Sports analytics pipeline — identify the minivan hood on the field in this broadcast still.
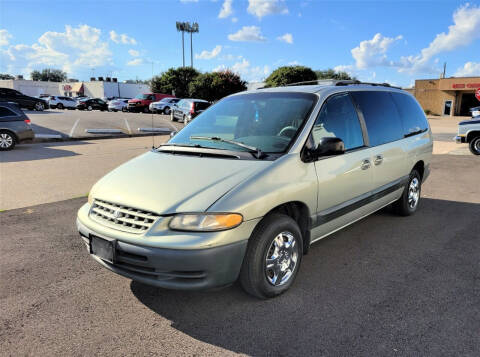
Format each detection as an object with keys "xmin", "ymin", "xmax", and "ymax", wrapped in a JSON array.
[{"xmin": 90, "ymin": 151, "xmax": 271, "ymax": 215}]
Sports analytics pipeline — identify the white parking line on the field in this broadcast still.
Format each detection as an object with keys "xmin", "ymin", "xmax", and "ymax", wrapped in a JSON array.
[
  {"xmin": 85, "ymin": 129, "xmax": 124, "ymax": 134},
  {"xmin": 124, "ymin": 118, "xmax": 131, "ymax": 134},
  {"xmin": 69, "ymin": 118, "xmax": 81, "ymax": 138}
]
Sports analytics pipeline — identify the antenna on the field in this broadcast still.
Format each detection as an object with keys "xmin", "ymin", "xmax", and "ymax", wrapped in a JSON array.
[{"xmin": 151, "ymin": 61, "xmax": 155, "ymax": 149}]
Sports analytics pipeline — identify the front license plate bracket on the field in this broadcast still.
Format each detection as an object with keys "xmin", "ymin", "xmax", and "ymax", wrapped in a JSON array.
[{"xmin": 90, "ymin": 235, "xmax": 116, "ymax": 264}]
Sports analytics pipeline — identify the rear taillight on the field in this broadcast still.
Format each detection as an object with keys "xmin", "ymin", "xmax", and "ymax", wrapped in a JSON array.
[
  {"xmin": 24, "ymin": 118, "xmax": 31, "ymax": 124},
  {"xmin": 190, "ymin": 102, "xmax": 195, "ymax": 114}
]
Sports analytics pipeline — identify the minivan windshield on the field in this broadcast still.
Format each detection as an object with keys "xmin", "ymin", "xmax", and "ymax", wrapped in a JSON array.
[{"xmin": 168, "ymin": 92, "xmax": 317, "ymax": 153}]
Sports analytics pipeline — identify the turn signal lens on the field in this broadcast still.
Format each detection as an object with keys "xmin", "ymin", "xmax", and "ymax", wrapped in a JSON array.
[{"xmin": 169, "ymin": 213, "xmax": 243, "ymax": 232}]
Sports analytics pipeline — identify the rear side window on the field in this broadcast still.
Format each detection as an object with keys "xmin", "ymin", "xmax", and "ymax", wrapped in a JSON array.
[
  {"xmin": 351, "ymin": 91, "xmax": 403, "ymax": 146},
  {"xmin": 390, "ymin": 92, "xmax": 428, "ymax": 136},
  {"xmin": 195, "ymin": 102, "xmax": 210, "ymax": 111},
  {"xmin": 312, "ymin": 93, "xmax": 364, "ymax": 150},
  {"xmin": 0, "ymin": 107, "xmax": 17, "ymax": 117}
]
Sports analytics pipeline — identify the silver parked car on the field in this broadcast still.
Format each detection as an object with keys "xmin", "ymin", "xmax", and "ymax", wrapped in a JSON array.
[
  {"xmin": 455, "ymin": 117, "xmax": 480, "ymax": 155},
  {"xmin": 0, "ymin": 102, "xmax": 34, "ymax": 150},
  {"xmin": 108, "ymin": 99, "xmax": 130, "ymax": 112},
  {"xmin": 149, "ymin": 97, "xmax": 180, "ymax": 114},
  {"xmin": 77, "ymin": 81, "xmax": 433, "ymax": 298},
  {"xmin": 171, "ymin": 98, "xmax": 210, "ymax": 123},
  {"xmin": 48, "ymin": 96, "xmax": 77, "ymax": 109}
]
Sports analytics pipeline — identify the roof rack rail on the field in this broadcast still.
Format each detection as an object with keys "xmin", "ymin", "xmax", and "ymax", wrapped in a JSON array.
[{"xmin": 282, "ymin": 79, "xmax": 401, "ymax": 89}]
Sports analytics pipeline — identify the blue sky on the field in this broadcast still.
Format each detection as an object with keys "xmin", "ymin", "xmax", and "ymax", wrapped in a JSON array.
[{"xmin": 1, "ymin": 0, "xmax": 479, "ymax": 87}]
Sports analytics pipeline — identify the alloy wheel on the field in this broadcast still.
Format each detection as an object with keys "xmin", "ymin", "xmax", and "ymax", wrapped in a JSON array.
[
  {"xmin": 265, "ymin": 231, "xmax": 299, "ymax": 286},
  {"xmin": 408, "ymin": 177, "xmax": 420, "ymax": 208},
  {"xmin": 0, "ymin": 133, "xmax": 14, "ymax": 149}
]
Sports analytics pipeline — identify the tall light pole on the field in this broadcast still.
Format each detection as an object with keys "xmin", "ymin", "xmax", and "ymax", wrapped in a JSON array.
[
  {"xmin": 176, "ymin": 22, "xmax": 186, "ymax": 67},
  {"xmin": 176, "ymin": 21, "xmax": 199, "ymax": 68}
]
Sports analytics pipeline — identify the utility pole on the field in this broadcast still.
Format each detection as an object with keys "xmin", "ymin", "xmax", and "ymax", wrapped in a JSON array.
[
  {"xmin": 176, "ymin": 22, "xmax": 186, "ymax": 67},
  {"xmin": 188, "ymin": 22, "xmax": 199, "ymax": 68},
  {"xmin": 176, "ymin": 21, "xmax": 199, "ymax": 68}
]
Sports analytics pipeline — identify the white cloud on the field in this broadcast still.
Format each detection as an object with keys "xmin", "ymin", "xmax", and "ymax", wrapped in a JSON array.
[
  {"xmin": 219, "ymin": 0, "xmax": 233, "ymax": 18},
  {"xmin": 0, "ymin": 29, "xmax": 12, "ymax": 46},
  {"xmin": 232, "ymin": 17, "xmax": 238, "ymax": 23},
  {"xmin": 455, "ymin": 61, "xmax": 480, "ymax": 77},
  {"xmin": 0, "ymin": 24, "xmax": 112, "ymax": 76},
  {"xmin": 109, "ymin": 30, "xmax": 137, "ymax": 45},
  {"xmin": 399, "ymin": 3, "xmax": 480, "ymax": 73},
  {"xmin": 287, "ymin": 60, "xmax": 301, "ymax": 65},
  {"xmin": 214, "ymin": 58, "xmax": 270, "ymax": 81},
  {"xmin": 228, "ymin": 26, "xmax": 266, "ymax": 42},
  {"xmin": 247, "ymin": 0, "xmax": 288, "ymax": 18},
  {"xmin": 128, "ymin": 49, "xmax": 140, "ymax": 57},
  {"xmin": 277, "ymin": 33, "xmax": 293, "ymax": 44},
  {"xmin": 127, "ymin": 58, "xmax": 143, "ymax": 66},
  {"xmin": 195, "ymin": 45, "xmax": 222, "ymax": 59},
  {"xmin": 351, "ymin": 33, "xmax": 403, "ymax": 69}
]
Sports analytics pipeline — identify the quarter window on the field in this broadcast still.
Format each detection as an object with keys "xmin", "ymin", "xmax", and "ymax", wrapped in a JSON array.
[
  {"xmin": 351, "ymin": 91, "xmax": 403, "ymax": 146},
  {"xmin": 312, "ymin": 93, "xmax": 364, "ymax": 150},
  {"xmin": 390, "ymin": 92, "xmax": 428, "ymax": 136},
  {"xmin": 0, "ymin": 107, "xmax": 16, "ymax": 117}
]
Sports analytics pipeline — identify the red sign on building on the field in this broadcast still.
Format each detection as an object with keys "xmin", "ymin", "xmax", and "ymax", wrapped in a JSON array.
[
  {"xmin": 452, "ymin": 84, "xmax": 465, "ymax": 88},
  {"xmin": 475, "ymin": 89, "xmax": 480, "ymax": 102}
]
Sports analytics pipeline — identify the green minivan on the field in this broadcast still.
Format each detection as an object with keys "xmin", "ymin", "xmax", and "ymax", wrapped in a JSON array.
[{"xmin": 77, "ymin": 81, "xmax": 433, "ymax": 299}]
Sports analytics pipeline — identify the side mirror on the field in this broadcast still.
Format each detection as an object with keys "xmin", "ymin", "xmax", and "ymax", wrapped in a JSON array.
[
  {"xmin": 304, "ymin": 137, "xmax": 344, "ymax": 161},
  {"xmin": 170, "ymin": 131, "xmax": 178, "ymax": 138}
]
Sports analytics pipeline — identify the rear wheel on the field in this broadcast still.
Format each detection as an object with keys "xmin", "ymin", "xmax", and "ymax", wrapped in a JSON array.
[
  {"xmin": 164, "ymin": 107, "xmax": 171, "ymax": 115},
  {"xmin": 393, "ymin": 169, "xmax": 422, "ymax": 216},
  {"xmin": 57, "ymin": 103, "xmax": 64, "ymax": 109},
  {"xmin": 469, "ymin": 136, "xmax": 480, "ymax": 155},
  {"xmin": 34, "ymin": 102, "xmax": 45, "ymax": 111},
  {"xmin": 0, "ymin": 131, "xmax": 15, "ymax": 151},
  {"xmin": 87, "ymin": 105, "xmax": 93, "ymax": 111},
  {"xmin": 143, "ymin": 106, "xmax": 149, "ymax": 113},
  {"xmin": 239, "ymin": 213, "xmax": 303, "ymax": 299}
]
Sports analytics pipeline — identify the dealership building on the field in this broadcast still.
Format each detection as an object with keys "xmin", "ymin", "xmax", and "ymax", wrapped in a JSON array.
[
  {"xmin": 0, "ymin": 78, "xmax": 150, "ymax": 99},
  {"xmin": 410, "ymin": 76, "xmax": 480, "ymax": 116}
]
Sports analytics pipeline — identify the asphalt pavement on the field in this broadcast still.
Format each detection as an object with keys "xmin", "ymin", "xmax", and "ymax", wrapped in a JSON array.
[{"xmin": 1, "ymin": 154, "xmax": 479, "ymax": 356}]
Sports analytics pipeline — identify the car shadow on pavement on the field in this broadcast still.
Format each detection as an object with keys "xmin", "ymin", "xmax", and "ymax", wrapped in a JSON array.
[
  {"xmin": 23, "ymin": 110, "xmax": 63, "ymax": 115},
  {"xmin": 131, "ymin": 198, "xmax": 480, "ymax": 356},
  {"xmin": 0, "ymin": 140, "xmax": 91, "ymax": 162}
]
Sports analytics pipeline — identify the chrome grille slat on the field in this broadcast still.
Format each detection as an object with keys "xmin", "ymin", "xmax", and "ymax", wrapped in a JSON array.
[{"xmin": 89, "ymin": 199, "xmax": 159, "ymax": 234}]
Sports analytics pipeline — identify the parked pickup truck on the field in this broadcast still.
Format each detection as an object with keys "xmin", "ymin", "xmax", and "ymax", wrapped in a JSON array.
[
  {"xmin": 455, "ymin": 117, "xmax": 480, "ymax": 155},
  {"xmin": 127, "ymin": 93, "xmax": 175, "ymax": 113}
]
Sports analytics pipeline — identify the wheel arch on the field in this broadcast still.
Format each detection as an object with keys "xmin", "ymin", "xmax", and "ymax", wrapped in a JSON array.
[
  {"xmin": 412, "ymin": 160, "xmax": 425, "ymax": 180},
  {"xmin": 466, "ymin": 130, "xmax": 480, "ymax": 143},
  {"xmin": 262, "ymin": 201, "xmax": 312, "ymax": 254}
]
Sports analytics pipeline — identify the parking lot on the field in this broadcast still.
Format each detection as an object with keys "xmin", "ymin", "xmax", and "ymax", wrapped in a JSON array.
[
  {"xmin": 1, "ymin": 115, "xmax": 479, "ymax": 356},
  {"xmin": 26, "ymin": 109, "xmax": 184, "ymax": 140}
]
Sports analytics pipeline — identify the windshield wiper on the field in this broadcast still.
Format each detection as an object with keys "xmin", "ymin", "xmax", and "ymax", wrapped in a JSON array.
[{"xmin": 190, "ymin": 136, "xmax": 265, "ymax": 159}]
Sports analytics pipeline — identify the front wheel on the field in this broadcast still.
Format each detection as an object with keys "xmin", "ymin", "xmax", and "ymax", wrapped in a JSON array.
[
  {"xmin": 34, "ymin": 102, "xmax": 45, "ymax": 111},
  {"xmin": 469, "ymin": 136, "xmax": 480, "ymax": 155},
  {"xmin": 143, "ymin": 106, "xmax": 149, "ymax": 113},
  {"xmin": 57, "ymin": 103, "xmax": 64, "ymax": 109},
  {"xmin": 239, "ymin": 213, "xmax": 303, "ymax": 299},
  {"xmin": 393, "ymin": 169, "xmax": 422, "ymax": 216},
  {"xmin": 0, "ymin": 131, "xmax": 16, "ymax": 151},
  {"xmin": 87, "ymin": 105, "xmax": 93, "ymax": 111}
]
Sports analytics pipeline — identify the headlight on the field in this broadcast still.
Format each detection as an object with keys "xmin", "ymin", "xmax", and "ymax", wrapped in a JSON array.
[{"xmin": 169, "ymin": 213, "xmax": 243, "ymax": 232}]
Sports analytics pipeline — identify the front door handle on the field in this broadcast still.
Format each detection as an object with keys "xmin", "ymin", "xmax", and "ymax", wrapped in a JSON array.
[
  {"xmin": 361, "ymin": 159, "xmax": 371, "ymax": 170},
  {"xmin": 374, "ymin": 155, "xmax": 383, "ymax": 166}
]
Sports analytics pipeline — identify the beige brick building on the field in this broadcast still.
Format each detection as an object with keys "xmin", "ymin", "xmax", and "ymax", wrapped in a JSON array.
[{"xmin": 410, "ymin": 77, "xmax": 480, "ymax": 116}]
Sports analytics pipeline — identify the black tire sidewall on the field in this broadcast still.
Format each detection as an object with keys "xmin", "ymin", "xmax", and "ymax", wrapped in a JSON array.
[
  {"xmin": 469, "ymin": 137, "xmax": 480, "ymax": 155},
  {"xmin": 240, "ymin": 213, "xmax": 303, "ymax": 299}
]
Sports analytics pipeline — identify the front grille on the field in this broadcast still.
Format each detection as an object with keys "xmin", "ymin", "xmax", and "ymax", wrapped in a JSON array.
[{"xmin": 90, "ymin": 199, "xmax": 159, "ymax": 234}]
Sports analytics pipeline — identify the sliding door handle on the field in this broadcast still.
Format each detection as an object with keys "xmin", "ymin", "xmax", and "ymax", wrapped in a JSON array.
[{"xmin": 374, "ymin": 155, "xmax": 383, "ymax": 165}]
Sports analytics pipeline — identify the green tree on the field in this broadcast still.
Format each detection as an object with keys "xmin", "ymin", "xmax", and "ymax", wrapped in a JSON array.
[
  {"xmin": 315, "ymin": 68, "xmax": 356, "ymax": 81},
  {"xmin": 0, "ymin": 73, "xmax": 15, "ymax": 80},
  {"xmin": 150, "ymin": 67, "xmax": 200, "ymax": 98},
  {"xmin": 30, "ymin": 68, "xmax": 67, "ymax": 82},
  {"xmin": 189, "ymin": 70, "xmax": 247, "ymax": 102},
  {"xmin": 264, "ymin": 66, "xmax": 317, "ymax": 87}
]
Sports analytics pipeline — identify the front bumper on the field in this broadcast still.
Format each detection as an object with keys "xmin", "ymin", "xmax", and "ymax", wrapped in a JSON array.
[
  {"xmin": 455, "ymin": 135, "xmax": 467, "ymax": 144},
  {"xmin": 77, "ymin": 214, "xmax": 250, "ymax": 290}
]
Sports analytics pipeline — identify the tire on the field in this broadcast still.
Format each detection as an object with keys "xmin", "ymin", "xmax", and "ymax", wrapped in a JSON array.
[
  {"xmin": 122, "ymin": 107, "xmax": 127, "ymax": 112},
  {"xmin": 164, "ymin": 107, "xmax": 171, "ymax": 115},
  {"xmin": 143, "ymin": 106, "xmax": 149, "ymax": 113},
  {"xmin": 57, "ymin": 103, "xmax": 63, "ymax": 109},
  {"xmin": 87, "ymin": 105, "xmax": 93, "ymax": 111},
  {"xmin": 170, "ymin": 112, "xmax": 176, "ymax": 122},
  {"xmin": 468, "ymin": 136, "xmax": 480, "ymax": 155},
  {"xmin": 0, "ymin": 131, "xmax": 16, "ymax": 151},
  {"xmin": 34, "ymin": 102, "xmax": 45, "ymax": 111},
  {"xmin": 239, "ymin": 213, "xmax": 303, "ymax": 299},
  {"xmin": 393, "ymin": 169, "xmax": 422, "ymax": 216}
]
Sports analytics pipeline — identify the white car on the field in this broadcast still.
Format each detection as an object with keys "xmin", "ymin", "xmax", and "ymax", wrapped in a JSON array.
[
  {"xmin": 108, "ymin": 99, "xmax": 129, "ymax": 112},
  {"xmin": 149, "ymin": 97, "xmax": 180, "ymax": 114},
  {"xmin": 470, "ymin": 106, "xmax": 480, "ymax": 118},
  {"xmin": 48, "ymin": 96, "xmax": 77, "ymax": 109}
]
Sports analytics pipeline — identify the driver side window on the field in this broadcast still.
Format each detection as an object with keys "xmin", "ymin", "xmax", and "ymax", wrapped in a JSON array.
[{"xmin": 312, "ymin": 93, "xmax": 364, "ymax": 151}]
